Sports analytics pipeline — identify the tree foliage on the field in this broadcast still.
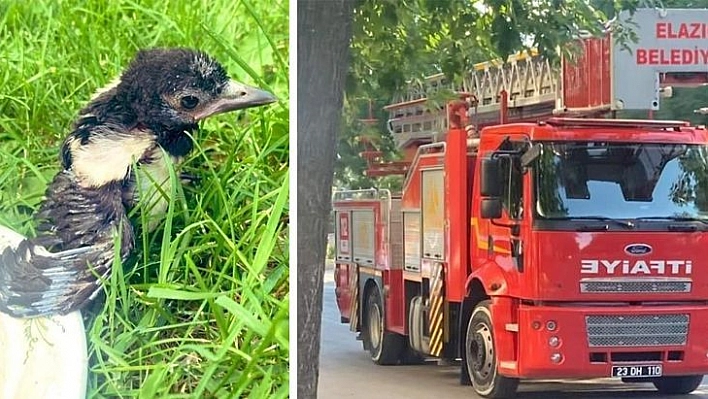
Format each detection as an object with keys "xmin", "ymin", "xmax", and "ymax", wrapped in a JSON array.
[
  {"xmin": 349, "ymin": 0, "xmax": 616, "ymax": 95},
  {"xmin": 336, "ymin": 0, "xmax": 708, "ymax": 189}
]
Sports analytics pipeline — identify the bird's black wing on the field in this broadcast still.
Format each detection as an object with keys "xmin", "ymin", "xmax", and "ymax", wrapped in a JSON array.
[
  {"xmin": 0, "ymin": 170, "xmax": 134, "ymax": 318},
  {"xmin": 0, "ymin": 240, "xmax": 113, "ymax": 317}
]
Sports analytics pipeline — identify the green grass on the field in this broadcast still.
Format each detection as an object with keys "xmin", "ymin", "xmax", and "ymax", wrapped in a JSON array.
[{"xmin": 0, "ymin": 1, "xmax": 289, "ymax": 398}]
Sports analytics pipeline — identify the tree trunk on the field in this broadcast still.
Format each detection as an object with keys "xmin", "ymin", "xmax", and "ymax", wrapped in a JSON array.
[{"xmin": 297, "ymin": 1, "xmax": 354, "ymax": 398}]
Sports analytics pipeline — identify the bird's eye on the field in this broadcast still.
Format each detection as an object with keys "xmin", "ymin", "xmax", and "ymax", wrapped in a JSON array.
[{"xmin": 180, "ymin": 96, "xmax": 200, "ymax": 109}]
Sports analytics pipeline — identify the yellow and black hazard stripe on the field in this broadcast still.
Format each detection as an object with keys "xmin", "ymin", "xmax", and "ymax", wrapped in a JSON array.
[
  {"xmin": 428, "ymin": 262, "xmax": 444, "ymax": 357},
  {"xmin": 349, "ymin": 270, "xmax": 359, "ymax": 332}
]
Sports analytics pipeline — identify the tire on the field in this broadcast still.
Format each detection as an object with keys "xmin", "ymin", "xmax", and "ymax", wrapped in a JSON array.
[
  {"xmin": 400, "ymin": 345, "xmax": 426, "ymax": 365},
  {"xmin": 405, "ymin": 295, "xmax": 428, "ymax": 364},
  {"xmin": 365, "ymin": 287, "xmax": 405, "ymax": 365},
  {"xmin": 652, "ymin": 375, "xmax": 703, "ymax": 395},
  {"xmin": 464, "ymin": 300, "xmax": 519, "ymax": 398}
]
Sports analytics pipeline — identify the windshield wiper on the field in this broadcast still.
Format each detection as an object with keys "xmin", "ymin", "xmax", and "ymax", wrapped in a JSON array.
[
  {"xmin": 550, "ymin": 216, "xmax": 636, "ymax": 230},
  {"xmin": 634, "ymin": 216, "xmax": 708, "ymax": 224},
  {"xmin": 634, "ymin": 216, "xmax": 708, "ymax": 231}
]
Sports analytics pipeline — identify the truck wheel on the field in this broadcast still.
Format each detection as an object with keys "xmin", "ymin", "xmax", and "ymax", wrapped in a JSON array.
[
  {"xmin": 400, "ymin": 345, "xmax": 426, "ymax": 365},
  {"xmin": 465, "ymin": 300, "xmax": 518, "ymax": 398},
  {"xmin": 365, "ymin": 287, "xmax": 404, "ymax": 365},
  {"xmin": 652, "ymin": 375, "xmax": 702, "ymax": 395}
]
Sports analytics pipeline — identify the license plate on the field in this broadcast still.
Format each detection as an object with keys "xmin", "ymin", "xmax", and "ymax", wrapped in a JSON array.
[{"xmin": 611, "ymin": 365, "xmax": 663, "ymax": 378}]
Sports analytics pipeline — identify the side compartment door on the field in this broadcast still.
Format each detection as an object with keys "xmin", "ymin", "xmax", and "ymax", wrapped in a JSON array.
[
  {"xmin": 352, "ymin": 209, "xmax": 376, "ymax": 266},
  {"xmin": 421, "ymin": 168, "xmax": 446, "ymax": 356},
  {"xmin": 334, "ymin": 210, "xmax": 353, "ymax": 319},
  {"xmin": 421, "ymin": 168, "xmax": 445, "ymax": 262},
  {"xmin": 403, "ymin": 211, "xmax": 421, "ymax": 273}
]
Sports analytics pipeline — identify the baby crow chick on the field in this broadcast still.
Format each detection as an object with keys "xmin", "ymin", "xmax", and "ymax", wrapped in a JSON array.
[{"xmin": 0, "ymin": 48, "xmax": 276, "ymax": 318}]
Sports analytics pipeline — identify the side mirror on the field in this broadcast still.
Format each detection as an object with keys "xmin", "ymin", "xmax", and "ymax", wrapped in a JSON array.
[
  {"xmin": 480, "ymin": 158, "xmax": 502, "ymax": 197},
  {"xmin": 480, "ymin": 198, "xmax": 502, "ymax": 219}
]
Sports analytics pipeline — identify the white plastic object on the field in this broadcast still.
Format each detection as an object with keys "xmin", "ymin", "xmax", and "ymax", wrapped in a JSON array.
[{"xmin": 0, "ymin": 225, "xmax": 88, "ymax": 399}]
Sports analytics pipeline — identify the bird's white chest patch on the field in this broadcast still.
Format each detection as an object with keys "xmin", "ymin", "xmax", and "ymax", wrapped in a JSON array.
[{"xmin": 70, "ymin": 129, "xmax": 155, "ymax": 188}]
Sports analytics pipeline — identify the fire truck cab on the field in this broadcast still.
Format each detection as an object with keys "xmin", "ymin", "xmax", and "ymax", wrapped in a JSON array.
[{"xmin": 332, "ymin": 8, "xmax": 708, "ymax": 398}]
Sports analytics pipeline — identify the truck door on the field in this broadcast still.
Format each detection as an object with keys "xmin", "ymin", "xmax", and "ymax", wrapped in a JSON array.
[{"xmin": 488, "ymin": 140, "xmax": 526, "ymax": 272}]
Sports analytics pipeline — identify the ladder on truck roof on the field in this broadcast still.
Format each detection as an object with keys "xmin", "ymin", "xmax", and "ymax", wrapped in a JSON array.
[
  {"xmin": 385, "ymin": 49, "xmax": 558, "ymax": 150},
  {"xmin": 332, "ymin": 188, "xmax": 395, "ymax": 202}
]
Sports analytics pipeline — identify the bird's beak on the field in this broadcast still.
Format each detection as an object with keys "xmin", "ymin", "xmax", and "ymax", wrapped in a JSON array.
[{"xmin": 194, "ymin": 80, "xmax": 277, "ymax": 120}]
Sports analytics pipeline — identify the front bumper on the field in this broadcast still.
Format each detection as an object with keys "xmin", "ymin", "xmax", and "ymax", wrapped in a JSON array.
[{"xmin": 509, "ymin": 304, "xmax": 708, "ymax": 379}]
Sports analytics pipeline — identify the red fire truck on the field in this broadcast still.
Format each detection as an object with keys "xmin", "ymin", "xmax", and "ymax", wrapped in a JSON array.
[{"xmin": 332, "ymin": 8, "xmax": 708, "ymax": 398}]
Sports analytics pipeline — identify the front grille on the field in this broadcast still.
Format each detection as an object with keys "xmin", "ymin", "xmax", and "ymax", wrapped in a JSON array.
[
  {"xmin": 580, "ymin": 278, "xmax": 691, "ymax": 293},
  {"xmin": 586, "ymin": 314, "xmax": 689, "ymax": 347}
]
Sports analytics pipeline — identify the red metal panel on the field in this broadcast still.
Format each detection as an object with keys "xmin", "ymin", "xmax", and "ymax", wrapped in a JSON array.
[
  {"xmin": 531, "ymin": 125, "xmax": 708, "ymax": 143},
  {"xmin": 384, "ymin": 269, "xmax": 405, "ymax": 334},
  {"xmin": 444, "ymin": 102, "xmax": 470, "ymax": 302},
  {"xmin": 600, "ymin": 36, "xmax": 611, "ymax": 106},
  {"xmin": 334, "ymin": 262, "xmax": 353, "ymax": 319},
  {"xmin": 545, "ymin": 117, "xmax": 690, "ymax": 129},
  {"xmin": 561, "ymin": 44, "xmax": 581, "ymax": 108},
  {"xmin": 480, "ymin": 121, "xmax": 708, "ymax": 144},
  {"xmin": 562, "ymin": 37, "xmax": 612, "ymax": 109},
  {"xmin": 531, "ymin": 231, "xmax": 708, "ymax": 302},
  {"xmin": 401, "ymin": 155, "xmax": 444, "ymax": 209},
  {"xmin": 588, "ymin": 37, "xmax": 611, "ymax": 108},
  {"xmin": 490, "ymin": 296, "xmax": 519, "ymax": 373}
]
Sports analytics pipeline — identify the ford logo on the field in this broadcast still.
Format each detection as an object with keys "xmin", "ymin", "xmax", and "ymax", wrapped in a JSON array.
[{"xmin": 625, "ymin": 243, "xmax": 652, "ymax": 256}]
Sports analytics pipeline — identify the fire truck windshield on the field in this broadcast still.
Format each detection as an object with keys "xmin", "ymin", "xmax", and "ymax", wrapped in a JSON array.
[{"xmin": 535, "ymin": 142, "xmax": 708, "ymax": 222}]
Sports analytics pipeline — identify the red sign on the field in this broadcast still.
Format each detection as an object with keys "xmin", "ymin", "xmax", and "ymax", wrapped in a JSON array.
[
  {"xmin": 656, "ymin": 23, "xmax": 707, "ymax": 39},
  {"xmin": 635, "ymin": 22, "xmax": 708, "ymax": 66},
  {"xmin": 636, "ymin": 48, "xmax": 708, "ymax": 65}
]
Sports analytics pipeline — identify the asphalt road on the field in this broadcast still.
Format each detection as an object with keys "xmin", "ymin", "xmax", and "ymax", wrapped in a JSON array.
[{"xmin": 317, "ymin": 268, "xmax": 708, "ymax": 399}]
